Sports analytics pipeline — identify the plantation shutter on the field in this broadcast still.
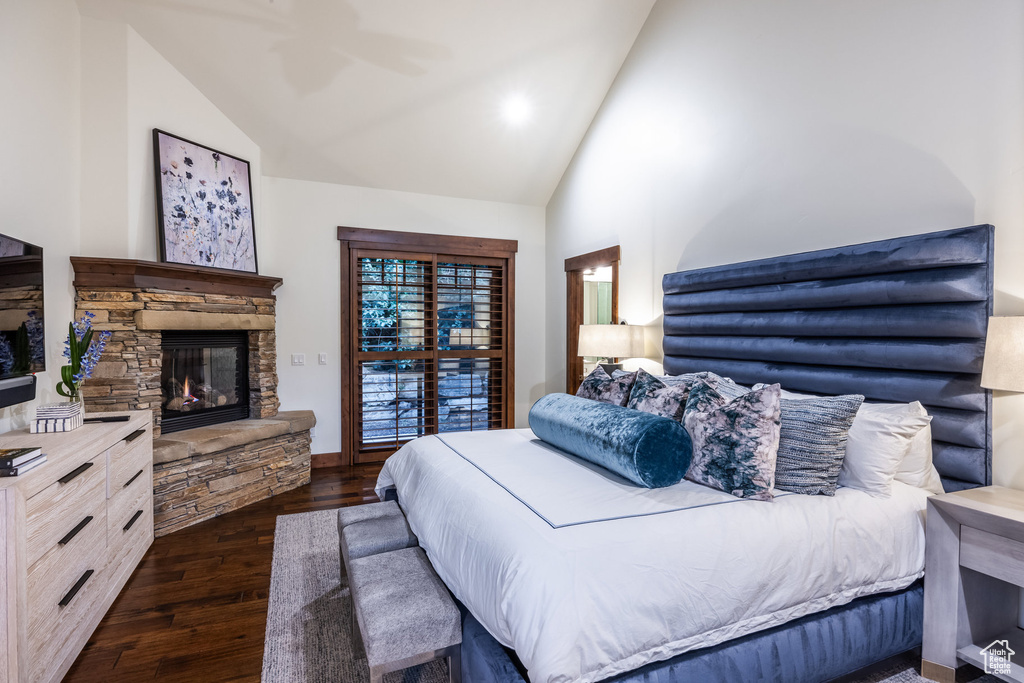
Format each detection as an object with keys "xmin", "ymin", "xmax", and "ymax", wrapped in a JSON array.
[{"xmin": 339, "ymin": 228, "xmax": 516, "ymax": 465}]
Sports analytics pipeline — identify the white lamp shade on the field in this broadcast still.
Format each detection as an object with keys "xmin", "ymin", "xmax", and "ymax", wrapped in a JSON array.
[
  {"xmin": 981, "ymin": 316, "xmax": 1024, "ymax": 391},
  {"xmin": 578, "ymin": 324, "xmax": 644, "ymax": 358}
]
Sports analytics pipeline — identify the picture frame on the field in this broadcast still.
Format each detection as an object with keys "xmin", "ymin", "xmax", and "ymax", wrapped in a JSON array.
[{"xmin": 153, "ymin": 129, "xmax": 258, "ymax": 273}]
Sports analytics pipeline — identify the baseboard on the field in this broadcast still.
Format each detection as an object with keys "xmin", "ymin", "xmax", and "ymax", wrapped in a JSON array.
[{"xmin": 311, "ymin": 451, "xmax": 345, "ymax": 468}]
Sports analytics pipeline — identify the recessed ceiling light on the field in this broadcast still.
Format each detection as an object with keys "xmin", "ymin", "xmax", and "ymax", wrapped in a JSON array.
[{"xmin": 501, "ymin": 94, "xmax": 532, "ymax": 127}]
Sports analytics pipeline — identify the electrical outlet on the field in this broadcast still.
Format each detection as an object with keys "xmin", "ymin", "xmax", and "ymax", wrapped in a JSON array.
[
  {"xmin": 310, "ymin": 427, "xmax": 317, "ymax": 438},
  {"xmin": 291, "ymin": 353, "xmax": 305, "ymax": 366},
  {"xmin": 318, "ymin": 353, "xmax": 328, "ymax": 365}
]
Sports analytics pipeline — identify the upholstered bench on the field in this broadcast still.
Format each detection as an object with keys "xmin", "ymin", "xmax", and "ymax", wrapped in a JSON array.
[
  {"xmin": 349, "ymin": 546, "xmax": 462, "ymax": 683},
  {"xmin": 337, "ymin": 501, "xmax": 418, "ymax": 572},
  {"xmin": 337, "ymin": 502, "xmax": 420, "ymax": 654},
  {"xmin": 337, "ymin": 499, "xmax": 403, "ymax": 529}
]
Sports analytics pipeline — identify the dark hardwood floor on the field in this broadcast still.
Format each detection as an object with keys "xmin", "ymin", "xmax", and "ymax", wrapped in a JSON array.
[{"xmin": 63, "ymin": 464, "xmax": 383, "ymax": 683}]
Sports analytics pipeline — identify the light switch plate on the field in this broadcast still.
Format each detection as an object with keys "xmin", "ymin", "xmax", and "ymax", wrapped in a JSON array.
[
  {"xmin": 318, "ymin": 353, "xmax": 328, "ymax": 365},
  {"xmin": 291, "ymin": 353, "xmax": 305, "ymax": 366}
]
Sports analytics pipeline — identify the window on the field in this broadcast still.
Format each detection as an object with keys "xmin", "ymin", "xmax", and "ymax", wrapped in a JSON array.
[{"xmin": 339, "ymin": 228, "xmax": 517, "ymax": 464}]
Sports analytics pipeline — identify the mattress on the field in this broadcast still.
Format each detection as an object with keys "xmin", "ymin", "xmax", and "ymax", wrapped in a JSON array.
[{"xmin": 376, "ymin": 429, "xmax": 930, "ymax": 683}]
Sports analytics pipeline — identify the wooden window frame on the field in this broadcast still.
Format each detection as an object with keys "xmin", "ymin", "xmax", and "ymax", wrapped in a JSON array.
[
  {"xmin": 339, "ymin": 227, "xmax": 517, "ymax": 466},
  {"xmin": 565, "ymin": 246, "xmax": 620, "ymax": 394}
]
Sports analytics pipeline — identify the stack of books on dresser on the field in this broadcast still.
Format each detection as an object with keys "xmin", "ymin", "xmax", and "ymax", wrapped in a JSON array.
[
  {"xmin": 30, "ymin": 402, "xmax": 83, "ymax": 433},
  {"xmin": 0, "ymin": 447, "xmax": 45, "ymax": 477}
]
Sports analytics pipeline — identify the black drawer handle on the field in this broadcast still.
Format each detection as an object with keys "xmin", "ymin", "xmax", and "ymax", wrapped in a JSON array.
[
  {"xmin": 58, "ymin": 516, "xmax": 93, "ymax": 546},
  {"xmin": 58, "ymin": 569, "xmax": 94, "ymax": 607},
  {"xmin": 125, "ymin": 429, "xmax": 146, "ymax": 444},
  {"xmin": 123, "ymin": 509, "xmax": 144, "ymax": 532},
  {"xmin": 124, "ymin": 469, "xmax": 144, "ymax": 488},
  {"xmin": 58, "ymin": 462, "xmax": 93, "ymax": 485}
]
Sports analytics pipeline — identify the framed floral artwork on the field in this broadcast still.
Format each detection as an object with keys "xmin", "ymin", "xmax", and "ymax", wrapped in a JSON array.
[{"xmin": 153, "ymin": 129, "xmax": 258, "ymax": 273}]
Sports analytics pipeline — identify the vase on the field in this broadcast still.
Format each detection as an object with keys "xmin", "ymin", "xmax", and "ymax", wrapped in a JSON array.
[{"xmin": 67, "ymin": 388, "xmax": 85, "ymax": 413}]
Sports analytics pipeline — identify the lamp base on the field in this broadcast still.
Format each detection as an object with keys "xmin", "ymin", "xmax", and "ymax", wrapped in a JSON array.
[{"xmin": 599, "ymin": 362, "xmax": 623, "ymax": 375}]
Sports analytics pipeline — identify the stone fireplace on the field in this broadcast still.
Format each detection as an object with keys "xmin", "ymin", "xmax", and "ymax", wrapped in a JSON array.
[{"xmin": 70, "ymin": 258, "xmax": 313, "ymax": 536}]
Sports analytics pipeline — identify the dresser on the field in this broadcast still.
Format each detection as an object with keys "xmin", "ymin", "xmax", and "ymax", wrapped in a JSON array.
[{"xmin": 0, "ymin": 411, "xmax": 153, "ymax": 683}]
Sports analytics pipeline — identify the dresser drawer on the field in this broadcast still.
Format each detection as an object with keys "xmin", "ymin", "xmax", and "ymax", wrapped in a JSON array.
[
  {"xmin": 108, "ymin": 461, "xmax": 152, "ymax": 544},
  {"xmin": 107, "ymin": 423, "xmax": 150, "ymax": 462},
  {"xmin": 960, "ymin": 525, "xmax": 1024, "ymax": 586},
  {"xmin": 26, "ymin": 555, "xmax": 110, "ymax": 683},
  {"xmin": 108, "ymin": 437, "xmax": 150, "ymax": 498},
  {"xmin": 25, "ymin": 453, "xmax": 107, "ymax": 568},
  {"xmin": 108, "ymin": 492, "xmax": 153, "ymax": 568},
  {"xmin": 26, "ymin": 500, "xmax": 106, "ymax": 638}
]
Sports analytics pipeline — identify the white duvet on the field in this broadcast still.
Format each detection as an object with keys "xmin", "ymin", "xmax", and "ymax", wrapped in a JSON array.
[{"xmin": 376, "ymin": 429, "xmax": 929, "ymax": 683}]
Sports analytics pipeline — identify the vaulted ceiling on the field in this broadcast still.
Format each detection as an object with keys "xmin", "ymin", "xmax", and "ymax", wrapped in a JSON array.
[{"xmin": 77, "ymin": 0, "xmax": 655, "ymax": 206}]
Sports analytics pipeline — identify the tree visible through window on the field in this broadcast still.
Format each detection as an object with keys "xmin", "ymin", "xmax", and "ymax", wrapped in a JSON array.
[{"xmin": 339, "ymin": 229, "xmax": 515, "ymax": 464}]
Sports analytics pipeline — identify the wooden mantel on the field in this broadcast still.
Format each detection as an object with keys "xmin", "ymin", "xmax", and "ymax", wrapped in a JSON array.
[{"xmin": 71, "ymin": 257, "xmax": 283, "ymax": 298}]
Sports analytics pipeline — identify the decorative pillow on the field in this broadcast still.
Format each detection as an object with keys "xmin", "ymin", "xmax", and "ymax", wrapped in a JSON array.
[
  {"xmin": 704, "ymin": 374, "xmax": 750, "ymax": 401},
  {"xmin": 753, "ymin": 384, "xmax": 864, "ymax": 496},
  {"xmin": 575, "ymin": 366, "xmax": 637, "ymax": 406},
  {"xmin": 683, "ymin": 382, "xmax": 782, "ymax": 501},
  {"xmin": 626, "ymin": 368, "xmax": 691, "ymax": 420},
  {"xmin": 657, "ymin": 371, "xmax": 716, "ymax": 386},
  {"xmin": 657, "ymin": 370, "xmax": 750, "ymax": 397},
  {"xmin": 529, "ymin": 393, "xmax": 692, "ymax": 488},
  {"xmin": 839, "ymin": 401, "xmax": 932, "ymax": 497},
  {"xmin": 897, "ymin": 418, "xmax": 944, "ymax": 495}
]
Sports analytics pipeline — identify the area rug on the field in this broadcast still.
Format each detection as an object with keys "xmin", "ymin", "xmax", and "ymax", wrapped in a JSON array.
[
  {"xmin": 261, "ymin": 508, "xmax": 447, "ymax": 682},
  {"xmin": 261, "ymin": 508, "xmax": 993, "ymax": 683}
]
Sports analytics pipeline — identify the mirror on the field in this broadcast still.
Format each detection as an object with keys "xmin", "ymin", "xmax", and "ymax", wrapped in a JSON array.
[
  {"xmin": 580, "ymin": 266, "xmax": 614, "ymax": 376},
  {"xmin": 0, "ymin": 233, "xmax": 45, "ymax": 380},
  {"xmin": 564, "ymin": 246, "xmax": 619, "ymax": 394}
]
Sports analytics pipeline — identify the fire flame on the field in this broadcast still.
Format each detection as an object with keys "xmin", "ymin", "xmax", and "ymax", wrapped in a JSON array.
[{"xmin": 183, "ymin": 376, "xmax": 198, "ymax": 405}]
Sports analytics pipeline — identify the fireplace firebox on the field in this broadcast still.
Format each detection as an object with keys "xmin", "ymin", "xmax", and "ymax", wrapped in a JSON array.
[{"xmin": 161, "ymin": 331, "xmax": 249, "ymax": 433}]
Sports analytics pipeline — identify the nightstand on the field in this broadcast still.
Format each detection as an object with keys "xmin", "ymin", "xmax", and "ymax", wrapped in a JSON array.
[{"xmin": 922, "ymin": 485, "xmax": 1024, "ymax": 682}]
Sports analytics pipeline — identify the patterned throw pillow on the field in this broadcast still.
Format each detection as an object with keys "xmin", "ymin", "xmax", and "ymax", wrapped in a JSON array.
[
  {"xmin": 753, "ymin": 384, "xmax": 864, "ymax": 496},
  {"xmin": 683, "ymin": 382, "xmax": 782, "ymax": 501},
  {"xmin": 575, "ymin": 366, "xmax": 637, "ymax": 406},
  {"xmin": 625, "ymin": 368, "xmax": 691, "ymax": 420}
]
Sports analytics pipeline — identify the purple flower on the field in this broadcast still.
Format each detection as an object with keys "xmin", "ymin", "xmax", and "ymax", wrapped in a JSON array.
[
  {"xmin": 79, "ymin": 329, "xmax": 110, "ymax": 380},
  {"xmin": 58, "ymin": 312, "xmax": 111, "ymax": 396}
]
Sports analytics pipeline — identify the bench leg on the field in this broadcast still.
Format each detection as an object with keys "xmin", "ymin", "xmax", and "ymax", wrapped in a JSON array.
[
  {"xmin": 448, "ymin": 646, "xmax": 462, "ymax": 683},
  {"xmin": 350, "ymin": 598, "xmax": 364, "ymax": 655}
]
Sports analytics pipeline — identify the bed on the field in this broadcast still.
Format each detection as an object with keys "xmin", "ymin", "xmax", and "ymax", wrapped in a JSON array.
[{"xmin": 375, "ymin": 224, "xmax": 994, "ymax": 683}]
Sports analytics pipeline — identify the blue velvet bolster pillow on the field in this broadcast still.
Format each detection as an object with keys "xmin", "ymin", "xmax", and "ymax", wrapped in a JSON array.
[{"xmin": 528, "ymin": 393, "xmax": 693, "ymax": 488}]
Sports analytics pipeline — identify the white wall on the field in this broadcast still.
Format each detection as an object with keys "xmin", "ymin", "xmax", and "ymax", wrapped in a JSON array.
[
  {"xmin": 0, "ymin": 0, "xmax": 82, "ymax": 432},
  {"xmin": 79, "ymin": 19, "xmax": 262, "ymax": 261},
  {"xmin": 262, "ymin": 177, "xmax": 547, "ymax": 455},
  {"xmin": 546, "ymin": 0, "xmax": 1024, "ymax": 486},
  {"xmin": 0, "ymin": 8, "xmax": 545, "ymax": 457}
]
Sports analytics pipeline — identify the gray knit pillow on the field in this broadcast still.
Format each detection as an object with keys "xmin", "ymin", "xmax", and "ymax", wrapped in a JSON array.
[{"xmin": 754, "ymin": 385, "xmax": 864, "ymax": 495}]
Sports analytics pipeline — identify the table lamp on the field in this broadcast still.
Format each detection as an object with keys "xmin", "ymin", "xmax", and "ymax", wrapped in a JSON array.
[
  {"xmin": 981, "ymin": 317, "xmax": 1024, "ymax": 391},
  {"xmin": 578, "ymin": 324, "xmax": 644, "ymax": 375}
]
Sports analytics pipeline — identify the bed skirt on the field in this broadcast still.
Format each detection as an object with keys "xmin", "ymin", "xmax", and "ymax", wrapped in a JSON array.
[{"xmin": 461, "ymin": 581, "xmax": 923, "ymax": 683}]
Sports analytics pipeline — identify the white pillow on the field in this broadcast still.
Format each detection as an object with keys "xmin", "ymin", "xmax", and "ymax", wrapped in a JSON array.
[
  {"xmin": 895, "ymin": 421, "xmax": 944, "ymax": 495},
  {"xmin": 838, "ymin": 401, "xmax": 932, "ymax": 497}
]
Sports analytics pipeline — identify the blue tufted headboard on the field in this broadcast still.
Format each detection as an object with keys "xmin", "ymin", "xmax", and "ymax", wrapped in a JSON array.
[{"xmin": 662, "ymin": 225, "xmax": 994, "ymax": 492}]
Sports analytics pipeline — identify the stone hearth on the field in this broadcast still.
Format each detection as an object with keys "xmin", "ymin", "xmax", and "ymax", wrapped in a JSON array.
[
  {"xmin": 70, "ymin": 258, "xmax": 313, "ymax": 534},
  {"xmin": 152, "ymin": 411, "xmax": 314, "ymax": 536}
]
